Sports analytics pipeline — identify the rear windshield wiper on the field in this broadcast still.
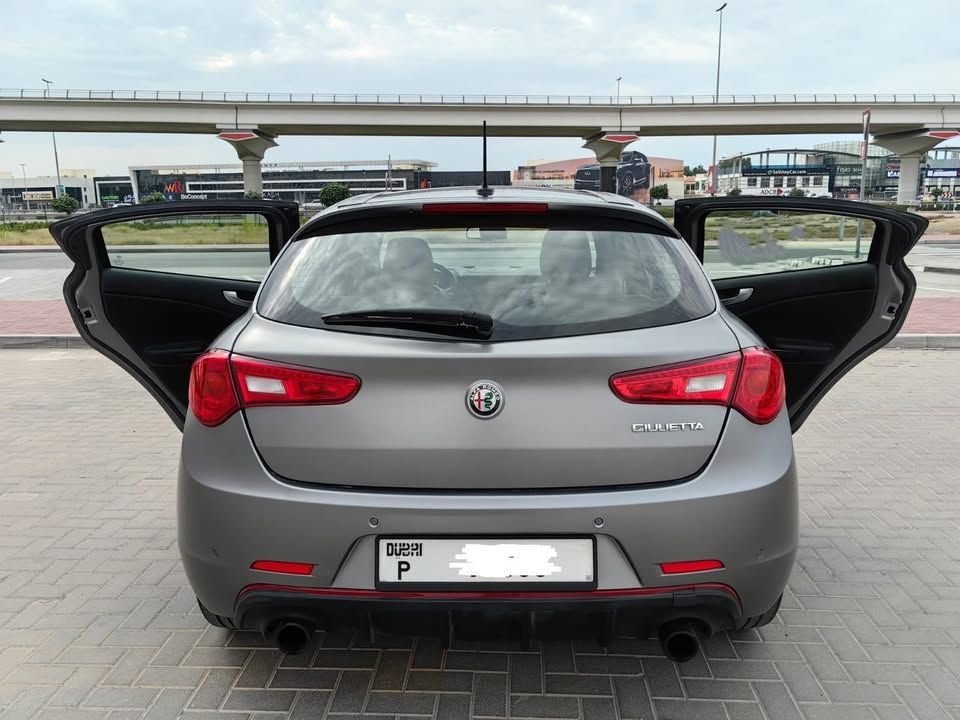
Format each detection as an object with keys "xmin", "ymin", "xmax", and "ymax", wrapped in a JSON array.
[{"xmin": 321, "ymin": 308, "xmax": 494, "ymax": 339}]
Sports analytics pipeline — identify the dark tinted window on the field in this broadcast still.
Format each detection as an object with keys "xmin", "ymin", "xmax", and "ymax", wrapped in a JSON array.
[{"xmin": 257, "ymin": 225, "xmax": 715, "ymax": 341}]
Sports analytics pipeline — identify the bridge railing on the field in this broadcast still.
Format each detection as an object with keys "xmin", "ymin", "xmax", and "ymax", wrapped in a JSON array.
[{"xmin": 1, "ymin": 89, "xmax": 959, "ymax": 104}]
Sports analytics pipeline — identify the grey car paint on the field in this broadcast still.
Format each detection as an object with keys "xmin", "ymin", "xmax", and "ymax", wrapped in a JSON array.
[{"xmin": 235, "ymin": 313, "xmax": 737, "ymax": 490}]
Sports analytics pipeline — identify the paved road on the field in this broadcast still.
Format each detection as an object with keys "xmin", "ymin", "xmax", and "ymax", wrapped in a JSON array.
[{"xmin": 0, "ymin": 348, "xmax": 958, "ymax": 718}]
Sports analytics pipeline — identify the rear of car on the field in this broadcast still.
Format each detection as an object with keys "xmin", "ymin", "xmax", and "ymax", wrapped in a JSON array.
[{"xmin": 178, "ymin": 191, "xmax": 797, "ymax": 655}]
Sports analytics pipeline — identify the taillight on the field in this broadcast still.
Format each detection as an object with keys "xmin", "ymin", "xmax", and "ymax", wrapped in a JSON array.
[
  {"xmin": 188, "ymin": 352, "xmax": 360, "ymax": 427},
  {"xmin": 189, "ymin": 350, "xmax": 239, "ymax": 427},
  {"xmin": 609, "ymin": 347, "xmax": 785, "ymax": 425},
  {"xmin": 732, "ymin": 347, "xmax": 785, "ymax": 425},
  {"xmin": 231, "ymin": 355, "xmax": 360, "ymax": 408},
  {"xmin": 610, "ymin": 352, "xmax": 741, "ymax": 406}
]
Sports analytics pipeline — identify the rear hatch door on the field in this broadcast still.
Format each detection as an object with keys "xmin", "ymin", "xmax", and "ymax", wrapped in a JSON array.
[
  {"xmin": 236, "ymin": 199, "xmax": 741, "ymax": 490},
  {"xmin": 235, "ymin": 315, "xmax": 739, "ymax": 490}
]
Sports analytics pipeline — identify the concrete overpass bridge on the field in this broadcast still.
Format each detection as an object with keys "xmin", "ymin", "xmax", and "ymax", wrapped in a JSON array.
[{"xmin": 3, "ymin": 89, "xmax": 959, "ymax": 202}]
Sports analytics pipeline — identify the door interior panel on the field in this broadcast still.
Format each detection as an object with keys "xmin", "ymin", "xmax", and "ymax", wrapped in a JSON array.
[
  {"xmin": 715, "ymin": 263, "xmax": 877, "ymax": 411},
  {"xmin": 673, "ymin": 196, "xmax": 925, "ymax": 431},
  {"xmin": 52, "ymin": 200, "xmax": 300, "ymax": 428},
  {"xmin": 101, "ymin": 268, "xmax": 257, "ymax": 403}
]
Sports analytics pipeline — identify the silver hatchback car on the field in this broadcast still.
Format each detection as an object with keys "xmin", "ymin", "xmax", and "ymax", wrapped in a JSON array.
[{"xmin": 54, "ymin": 188, "xmax": 924, "ymax": 661}]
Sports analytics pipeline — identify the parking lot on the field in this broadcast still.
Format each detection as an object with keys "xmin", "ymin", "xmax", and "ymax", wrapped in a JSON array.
[{"xmin": 1, "ymin": 348, "xmax": 959, "ymax": 720}]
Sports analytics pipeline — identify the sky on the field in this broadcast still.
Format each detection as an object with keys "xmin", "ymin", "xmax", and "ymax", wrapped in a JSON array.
[{"xmin": 2, "ymin": 0, "xmax": 956, "ymax": 178}]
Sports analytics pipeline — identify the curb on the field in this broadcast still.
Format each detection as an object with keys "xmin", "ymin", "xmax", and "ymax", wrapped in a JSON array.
[
  {"xmin": 0, "ymin": 335, "xmax": 90, "ymax": 349},
  {"xmin": 2, "ymin": 334, "xmax": 959, "ymax": 350},
  {"xmin": 908, "ymin": 264, "xmax": 960, "ymax": 276},
  {"xmin": 885, "ymin": 334, "xmax": 960, "ymax": 349}
]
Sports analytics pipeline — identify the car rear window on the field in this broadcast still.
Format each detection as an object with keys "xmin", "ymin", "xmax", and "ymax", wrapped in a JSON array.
[{"xmin": 256, "ymin": 223, "xmax": 716, "ymax": 341}]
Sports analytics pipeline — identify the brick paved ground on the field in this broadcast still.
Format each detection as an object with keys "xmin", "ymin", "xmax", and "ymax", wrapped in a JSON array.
[{"xmin": 1, "ymin": 349, "xmax": 959, "ymax": 720}]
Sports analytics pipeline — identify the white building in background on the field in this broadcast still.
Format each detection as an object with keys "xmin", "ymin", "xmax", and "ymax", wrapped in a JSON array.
[
  {"xmin": 923, "ymin": 147, "xmax": 960, "ymax": 200},
  {"xmin": 0, "ymin": 171, "xmax": 97, "ymax": 208},
  {"xmin": 715, "ymin": 150, "xmax": 832, "ymax": 198},
  {"xmin": 684, "ymin": 173, "xmax": 710, "ymax": 196}
]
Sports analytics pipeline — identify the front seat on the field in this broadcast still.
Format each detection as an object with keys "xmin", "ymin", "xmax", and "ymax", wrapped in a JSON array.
[
  {"xmin": 539, "ymin": 230, "xmax": 592, "ymax": 284},
  {"xmin": 382, "ymin": 236, "xmax": 437, "ymax": 302}
]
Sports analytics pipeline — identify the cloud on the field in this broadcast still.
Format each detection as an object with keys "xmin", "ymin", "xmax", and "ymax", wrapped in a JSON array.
[
  {"xmin": 550, "ymin": 5, "xmax": 593, "ymax": 28},
  {"xmin": 2, "ymin": 0, "xmax": 958, "ymax": 174},
  {"xmin": 200, "ymin": 53, "xmax": 238, "ymax": 71}
]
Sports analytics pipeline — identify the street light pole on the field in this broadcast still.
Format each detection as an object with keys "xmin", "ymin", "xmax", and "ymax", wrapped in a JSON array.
[
  {"xmin": 41, "ymin": 78, "xmax": 63, "ymax": 198},
  {"xmin": 710, "ymin": 3, "xmax": 727, "ymax": 196},
  {"xmin": 19, "ymin": 163, "xmax": 29, "ymax": 211},
  {"xmin": 616, "ymin": 76, "xmax": 622, "ymax": 105}
]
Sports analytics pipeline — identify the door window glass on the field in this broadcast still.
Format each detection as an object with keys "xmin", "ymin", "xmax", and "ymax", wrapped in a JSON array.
[
  {"xmin": 701, "ymin": 210, "xmax": 876, "ymax": 280},
  {"xmin": 100, "ymin": 213, "xmax": 271, "ymax": 280}
]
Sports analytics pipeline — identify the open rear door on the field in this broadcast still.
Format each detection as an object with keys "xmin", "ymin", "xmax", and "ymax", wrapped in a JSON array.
[
  {"xmin": 52, "ymin": 199, "xmax": 300, "ymax": 429},
  {"xmin": 675, "ymin": 196, "xmax": 926, "ymax": 431}
]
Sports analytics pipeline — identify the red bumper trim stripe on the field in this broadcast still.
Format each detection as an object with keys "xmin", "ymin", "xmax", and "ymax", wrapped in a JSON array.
[{"xmin": 237, "ymin": 582, "xmax": 741, "ymax": 607}]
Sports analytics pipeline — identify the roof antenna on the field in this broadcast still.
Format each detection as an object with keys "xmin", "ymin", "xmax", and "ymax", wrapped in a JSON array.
[{"xmin": 477, "ymin": 121, "xmax": 494, "ymax": 197}]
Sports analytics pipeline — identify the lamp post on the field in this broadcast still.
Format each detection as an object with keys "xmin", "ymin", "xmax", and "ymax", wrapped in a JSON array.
[
  {"xmin": 616, "ymin": 76, "xmax": 622, "ymax": 105},
  {"xmin": 41, "ymin": 78, "xmax": 63, "ymax": 198},
  {"xmin": 709, "ymin": 3, "xmax": 727, "ymax": 196},
  {"xmin": 19, "ymin": 163, "xmax": 29, "ymax": 211}
]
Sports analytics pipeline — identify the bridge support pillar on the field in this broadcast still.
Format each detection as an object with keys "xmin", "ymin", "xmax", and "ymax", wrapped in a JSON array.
[
  {"xmin": 874, "ymin": 129, "xmax": 960, "ymax": 205},
  {"xmin": 582, "ymin": 132, "xmax": 638, "ymax": 193},
  {"xmin": 217, "ymin": 129, "xmax": 278, "ymax": 196},
  {"xmin": 896, "ymin": 154, "xmax": 923, "ymax": 205}
]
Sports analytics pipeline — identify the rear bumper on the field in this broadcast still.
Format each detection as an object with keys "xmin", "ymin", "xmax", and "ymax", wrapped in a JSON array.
[
  {"xmin": 179, "ymin": 407, "xmax": 798, "ymax": 623},
  {"xmin": 234, "ymin": 583, "xmax": 742, "ymax": 639}
]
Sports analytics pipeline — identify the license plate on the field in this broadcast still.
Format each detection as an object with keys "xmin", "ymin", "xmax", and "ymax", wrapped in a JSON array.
[{"xmin": 376, "ymin": 537, "xmax": 596, "ymax": 588}]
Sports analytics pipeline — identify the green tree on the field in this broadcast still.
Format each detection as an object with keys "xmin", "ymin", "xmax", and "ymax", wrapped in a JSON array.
[
  {"xmin": 930, "ymin": 187, "xmax": 945, "ymax": 201},
  {"xmin": 650, "ymin": 184, "xmax": 670, "ymax": 200},
  {"xmin": 727, "ymin": 187, "xmax": 742, "ymax": 197},
  {"xmin": 141, "ymin": 191, "xmax": 165, "ymax": 204},
  {"xmin": 51, "ymin": 194, "xmax": 80, "ymax": 214},
  {"xmin": 319, "ymin": 183, "xmax": 351, "ymax": 207},
  {"xmin": 243, "ymin": 190, "xmax": 263, "ymax": 200},
  {"xmin": 788, "ymin": 187, "xmax": 806, "ymax": 197},
  {"xmin": 683, "ymin": 164, "xmax": 706, "ymax": 176}
]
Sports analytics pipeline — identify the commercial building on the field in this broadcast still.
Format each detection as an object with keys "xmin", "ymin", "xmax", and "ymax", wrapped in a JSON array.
[
  {"xmin": 714, "ymin": 142, "xmax": 960, "ymax": 201},
  {"xmin": 1, "ymin": 159, "xmax": 512, "ymax": 210},
  {"xmin": 0, "ymin": 169, "xmax": 134, "ymax": 209},
  {"xmin": 922, "ymin": 146, "xmax": 960, "ymax": 200},
  {"xmin": 130, "ymin": 160, "xmax": 510, "ymax": 203}
]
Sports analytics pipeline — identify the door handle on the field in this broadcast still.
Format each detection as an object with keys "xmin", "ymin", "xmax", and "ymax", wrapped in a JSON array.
[
  {"xmin": 223, "ymin": 290, "xmax": 253, "ymax": 307},
  {"xmin": 720, "ymin": 288, "xmax": 753, "ymax": 306}
]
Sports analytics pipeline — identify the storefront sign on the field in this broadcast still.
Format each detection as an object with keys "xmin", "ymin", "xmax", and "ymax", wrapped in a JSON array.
[
  {"xmin": 742, "ymin": 166, "xmax": 829, "ymax": 177},
  {"xmin": 23, "ymin": 191, "xmax": 54, "ymax": 200},
  {"xmin": 925, "ymin": 168, "xmax": 960, "ymax": 178}
]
